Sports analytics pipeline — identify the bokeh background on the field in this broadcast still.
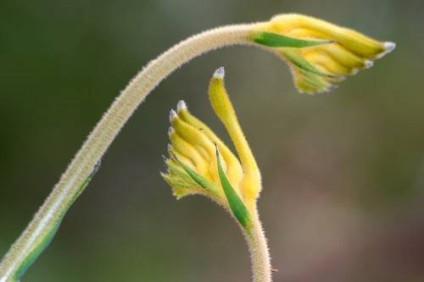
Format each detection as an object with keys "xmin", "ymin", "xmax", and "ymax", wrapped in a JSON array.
[{"xmin": 1, "ymin": 0, "xmax": 423, "ymax": 281}]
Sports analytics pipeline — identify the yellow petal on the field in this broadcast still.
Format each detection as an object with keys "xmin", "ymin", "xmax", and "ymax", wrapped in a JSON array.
[{"xmin": 209, "ymin": 67, "xmax": 262, "ymax": 201}]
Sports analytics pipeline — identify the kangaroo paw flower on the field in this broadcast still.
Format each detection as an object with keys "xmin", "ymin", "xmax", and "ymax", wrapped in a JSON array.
[
  {"xmin": 251, "ymin": 13, "xmax": 396, "ymax": 94},
  {"xmin": 162, "ymin": 67, "xmax": 261, "ymax": 229}
]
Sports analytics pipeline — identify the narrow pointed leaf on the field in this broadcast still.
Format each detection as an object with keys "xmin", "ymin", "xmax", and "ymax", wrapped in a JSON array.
[
  {"xmin": 14, "ymin": 162, "xmax": 101, "ymax": 281},
  {"xmin": 253, "ymin": 31, "xmax": 334, "ymax": 48},
  {"xmin": 283, "ymin": 49, "xmax": 337, "ymax": 77},
  {"xmin": 173, "ymin": 155, "xmax": 218, "ymax": 193},
  {"xmin": 166, "ymin": 159, "xmax": 195, "ymax": 183},
  {"xmin": 216, "ymin": 149, "xmax": 252, "ymax": 229}
]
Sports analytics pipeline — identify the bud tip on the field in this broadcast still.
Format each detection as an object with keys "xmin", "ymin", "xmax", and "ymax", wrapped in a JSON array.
[
  {"xmin": 377, "ymin": 41, "xmax": 396, "ymax": 59},
  {"xmin": 168, "ymin": 127, "xmax": 174, "ymax": 136},
  {"xmin": 364, "ymin": 60, "xmax": 374, "ymax": 69},
  {"xmin": 169, "ymin": 109, "xmax": 177, "ymax": 122},
  {"xmin": 214, "ymin": 67, "xmax": 225, "ymax": 79},
  {"xmin": 177, "ymin": 100, "xmax": 187, "ymax": 111},
  {"xmin": 384, "ymin": 41, "xmax": 396, "ymax": 52}
]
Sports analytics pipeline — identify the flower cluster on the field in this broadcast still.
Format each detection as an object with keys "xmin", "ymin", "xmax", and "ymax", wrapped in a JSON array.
[{"xmin": 162, "ymin": 67, "xmax": 260, "ymax": 229}]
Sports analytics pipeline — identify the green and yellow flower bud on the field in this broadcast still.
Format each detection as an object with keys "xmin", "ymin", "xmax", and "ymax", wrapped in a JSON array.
[
  {"xmin": 251, "ymin": 13, "xmax": 396, "ymax": 94},
  {"xmin": 162, "ymin": 67, "xmax": 262, "ymax": 229}
]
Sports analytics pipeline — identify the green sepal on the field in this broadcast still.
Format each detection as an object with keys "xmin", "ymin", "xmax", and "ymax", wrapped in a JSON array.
[
  {"xmin": 161, "ymin": 172, "xmax": 192, "ymax": 189},
  {"xmin": 283, "ymin": 49, "xmax": 337, "ymax": 78},
  {"xmin": 166, "ymin": 159, "xmax": 196, "ymax": 184},
  {"xmin": 216, "ymin": 148, "xmax": 252, "ymax": 229},
  {"xmin": 253, "ymin": 31, "xmax": 334, "ymax": 48},
  {"xmin": 161, "ymin": 173, "xmax": 195, "ymax": 198},
  {"xmin": 172, "ymin": 155, "xmax": 218, "ymax": 193}
]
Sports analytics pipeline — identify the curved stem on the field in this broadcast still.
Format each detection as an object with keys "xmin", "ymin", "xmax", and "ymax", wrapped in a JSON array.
[
  {"xmin": 244, "ymin": 211, "xmax": 272, "ymax": 282},
  {"xmin": 0, "ymin": 23, "xmax": 263, "ymax": 281}
]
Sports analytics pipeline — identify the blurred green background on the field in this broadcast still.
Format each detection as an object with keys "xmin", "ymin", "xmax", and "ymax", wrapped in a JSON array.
[{"xmin": 1, "ymin": 0, "xmax": 423, "ymax": 281}]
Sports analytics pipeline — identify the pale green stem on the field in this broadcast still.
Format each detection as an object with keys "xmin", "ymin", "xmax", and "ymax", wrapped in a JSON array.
[
  {"xmin": 0, "ymin": 23, "xmax": 268, "ymax": 281},
  {"xmin": 244, "ymin": 210, "xmax": 272, "ymax": 282}
]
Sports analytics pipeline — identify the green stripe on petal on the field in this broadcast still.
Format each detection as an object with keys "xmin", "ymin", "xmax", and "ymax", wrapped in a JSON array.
[
  {"xmin": 216, "ymin": 148, "xmax": 252, "ymax": 230},
  {"xmin": 173, "ymin": 155, "xmax": 219, "ymax": 193},
  {"xmin": 282, "ymin": 49, "xmax": 337, "ymax": 77},
  {"xmin": 252, "ymin": 31, "xmax": 334, "ymax": 48}
]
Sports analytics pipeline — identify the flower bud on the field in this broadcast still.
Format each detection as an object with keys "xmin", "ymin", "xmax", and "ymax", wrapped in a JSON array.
[{"xmin": 251, "ymin": 13, "xmax": 395, "ymax": 93}]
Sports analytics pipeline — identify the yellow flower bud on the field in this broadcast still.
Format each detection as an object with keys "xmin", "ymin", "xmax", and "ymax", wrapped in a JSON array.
[
  {"xmin": 162, "ymin": 68, "xmax": 261, "ymax": 223},
  {"xmin": 252, "ymin": 13, "xmax": 395, "ymax": 94}
]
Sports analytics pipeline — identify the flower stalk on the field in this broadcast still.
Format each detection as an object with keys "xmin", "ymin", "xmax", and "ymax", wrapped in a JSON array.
[
  {"xmin": 0, "ymin": 14, "xmax": 395, "ymax": 281},
  {"xmin": 246, "ymin": 212, "xmax": 271, "ymax": 282}
]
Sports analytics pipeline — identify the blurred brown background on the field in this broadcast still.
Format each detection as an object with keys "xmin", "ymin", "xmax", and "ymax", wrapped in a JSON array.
[{"xmin": 1, "ymin": 0, "xmax": 423, "ymax": 281}]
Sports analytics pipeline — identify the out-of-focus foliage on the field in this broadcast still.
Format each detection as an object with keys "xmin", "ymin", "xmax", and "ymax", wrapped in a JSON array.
[{"xmin": 0, "ymin": 0, "xmax": 423, "ymax": 281}]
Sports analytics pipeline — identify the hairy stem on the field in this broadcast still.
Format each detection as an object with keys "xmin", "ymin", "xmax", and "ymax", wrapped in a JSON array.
[
  {"xmin": 245, "ymin": 210, "xmax": 272, "ymax": 282},
  {"xmin": 0, "ymin": 23, "xmax": 262, "ymax": 281}
]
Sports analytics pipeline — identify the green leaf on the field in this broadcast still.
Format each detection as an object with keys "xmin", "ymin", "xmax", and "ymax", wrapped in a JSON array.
[
  {"xmin": 14, "ymin": 222, "xmax": 61, "ymax": 281},
  {"xmin": 172, "ymin": 155, "xmax": 218, "ymax": 193},
  {"xmin": 166, "ymin": 159, "xmax": 196, "ymax": 183},
  {"xmin": 14, "ymin": 162, "xmax": 101, "ymax": 281},
  {"xmin": 216, "ymin": 148, "xmax": 252, "ymax": 229},
  {"xmin": 253, "ymin": 31, "xmax": 333, "ymax": 48}
]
